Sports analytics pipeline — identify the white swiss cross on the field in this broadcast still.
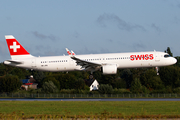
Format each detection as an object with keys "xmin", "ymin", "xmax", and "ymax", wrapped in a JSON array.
[{"xmin": 10, "ymin": 42, "xmax": 20, "ymax": 52}]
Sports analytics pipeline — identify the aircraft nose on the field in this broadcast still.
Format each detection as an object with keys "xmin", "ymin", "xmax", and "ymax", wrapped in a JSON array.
[
  {"xmin": 173, "ymin": 58, "xmax": 177, "ymax": 64},
  {"xmin": 174, "ymin": 58, "xmax": 177, "ymax": 64}
]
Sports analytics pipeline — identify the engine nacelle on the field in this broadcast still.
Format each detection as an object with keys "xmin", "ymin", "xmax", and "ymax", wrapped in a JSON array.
[{"xmin": 102, "ymin": 64, "xmax": 117, "ymax": 74}]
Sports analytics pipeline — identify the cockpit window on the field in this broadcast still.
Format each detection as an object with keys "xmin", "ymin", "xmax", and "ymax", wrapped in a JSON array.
[{"xmin": 164, "ymin": 54, "xmax": 171, "ymax": 58}]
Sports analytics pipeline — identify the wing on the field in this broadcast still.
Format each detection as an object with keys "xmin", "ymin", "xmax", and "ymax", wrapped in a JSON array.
[{"xmin": 71, "ymin": 56, "xmax": 102, "ymax": 72}]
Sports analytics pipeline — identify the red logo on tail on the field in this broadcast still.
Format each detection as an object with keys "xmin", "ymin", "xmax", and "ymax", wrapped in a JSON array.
[
  {"xmin": 6, "ymin": 36, "xmax": 30, "ymax": 56},
  {"xmin": 10, "ymin": 42, "xmax": 20, "ymax": 52}
]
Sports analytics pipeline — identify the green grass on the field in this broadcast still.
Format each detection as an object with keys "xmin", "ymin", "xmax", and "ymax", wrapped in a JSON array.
[{"xmin": 0, "ymin": 101, "xmax": 180, "ymax": 118}]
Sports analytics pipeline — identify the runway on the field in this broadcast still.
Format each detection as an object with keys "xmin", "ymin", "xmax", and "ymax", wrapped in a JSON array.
[{"xmin": 1, "ymin": 98, "xmax": 180, "ymax": 101}]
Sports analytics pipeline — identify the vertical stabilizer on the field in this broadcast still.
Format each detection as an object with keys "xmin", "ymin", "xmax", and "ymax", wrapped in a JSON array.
[{"xmin": 5, "ymin": 35, "xmax": 33, "ymax": 59}]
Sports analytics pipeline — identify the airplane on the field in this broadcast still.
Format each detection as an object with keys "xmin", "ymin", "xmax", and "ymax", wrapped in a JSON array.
[{"xmin": 3, "ymin": 35, "xmax": 177, "ymax": 75}]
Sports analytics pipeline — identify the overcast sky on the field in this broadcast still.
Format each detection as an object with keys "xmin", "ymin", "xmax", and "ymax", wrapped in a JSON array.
[{"xmin": 0, "ymin": 0, "xmax": 180, "ymax": 62}]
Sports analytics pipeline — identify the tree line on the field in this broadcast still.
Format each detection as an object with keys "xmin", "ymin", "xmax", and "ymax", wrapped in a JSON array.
[{"xmin": 0, "ymin": 47, "xmax": 180, "ymax": 94}]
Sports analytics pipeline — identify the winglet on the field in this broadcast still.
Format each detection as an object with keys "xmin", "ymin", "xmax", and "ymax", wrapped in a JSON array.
[
  {"xmin": 66, "ymin": 48, "xmax": 76, "ymax": 56},
  {"xmin": 71, "ymin": 50, "xmax": 75, "ymax": 56},
  {"xmin": 66, "ymin": 48, "xmax": 71, "ymax": 55}
]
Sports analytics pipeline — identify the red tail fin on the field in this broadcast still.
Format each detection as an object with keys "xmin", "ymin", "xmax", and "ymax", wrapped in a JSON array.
[{"xmin": 5, "ymin": 35, "xmax": 30, "ymax": 56}]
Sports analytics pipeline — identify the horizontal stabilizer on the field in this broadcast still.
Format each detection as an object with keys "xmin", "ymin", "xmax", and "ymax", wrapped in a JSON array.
[{"xmin": 4, "ymin": 60, "xmax": 23, "ymax": 65}]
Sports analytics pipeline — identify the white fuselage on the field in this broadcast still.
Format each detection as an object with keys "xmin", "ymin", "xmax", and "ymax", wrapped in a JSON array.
[{"xmin": 4, "ymin": 51, "xmax": 177, "ymax": 72}]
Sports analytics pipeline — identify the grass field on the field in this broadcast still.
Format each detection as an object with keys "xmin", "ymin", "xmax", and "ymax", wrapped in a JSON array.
[{"xmin": 0, "ymin": 101, "xmax": 180, "ymax": 119}]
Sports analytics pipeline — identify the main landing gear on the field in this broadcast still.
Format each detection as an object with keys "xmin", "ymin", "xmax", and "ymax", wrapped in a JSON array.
[{"xmin": 156, "ymin": 67, "xmax": 159, "ymax": 75}]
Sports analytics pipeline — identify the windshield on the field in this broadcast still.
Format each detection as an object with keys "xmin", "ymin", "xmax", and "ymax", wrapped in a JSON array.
[{"xmin": 164, "ymin": 54, "xmax": 171, "ymax": 58}]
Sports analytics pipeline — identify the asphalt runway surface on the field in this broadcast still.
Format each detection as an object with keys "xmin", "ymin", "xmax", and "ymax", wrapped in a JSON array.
[{"xmin": 1, "ymin": 98, "xmax": 180, "ymax": 101}]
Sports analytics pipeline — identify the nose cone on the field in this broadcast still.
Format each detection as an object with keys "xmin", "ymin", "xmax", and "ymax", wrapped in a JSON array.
[{"xmin": 173, "ymin": 58, "xmax": 177, "ymax": 64}]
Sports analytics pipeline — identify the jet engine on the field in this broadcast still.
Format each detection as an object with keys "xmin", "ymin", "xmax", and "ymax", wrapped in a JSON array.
[{"xmin": 102, "ymin": 64, "xmax": 117, "ymax": 74}]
